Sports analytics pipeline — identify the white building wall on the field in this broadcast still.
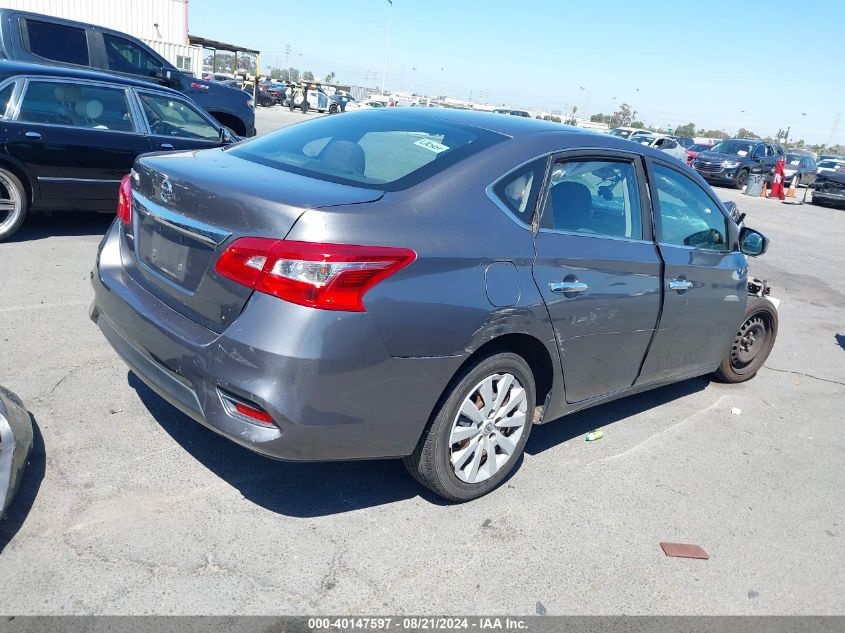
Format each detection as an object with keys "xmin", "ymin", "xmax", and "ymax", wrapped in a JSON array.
[{"xmin": 1, "ymin": 0, "xmax": 203, "ymax": 74}]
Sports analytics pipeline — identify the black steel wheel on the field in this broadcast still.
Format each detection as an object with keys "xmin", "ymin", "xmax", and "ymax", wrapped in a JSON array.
[
  {"xmin": 735, "ymin": 169, "xmax": 749, "ymax": 190},
  {"xmin": 714, "ymin": 296, "xmax": 778, "ymax": 383}
]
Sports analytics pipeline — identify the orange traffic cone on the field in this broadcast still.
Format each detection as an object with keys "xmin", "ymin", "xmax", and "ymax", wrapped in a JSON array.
[
  {"xmin": 786, "ymin": 176, "xmax": 797, "ymax": 198},
  {"xmin": 760, "ymin": 181, "xmax": 768, "ymax": 198}
]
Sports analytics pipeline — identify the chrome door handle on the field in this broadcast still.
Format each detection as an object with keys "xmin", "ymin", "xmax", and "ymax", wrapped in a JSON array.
[
  {"xmin": 25, "ymin": 131, "xmax": 42, "ymax": 139},
  {"xmin": 160, "ymin": 143, "xmax": 175, "ymax": 150},
  {"xmin": 669, "ymin": 279, "xmax": 693, "ymax": 291},
  {"xmin": 549, "ymin": 281, "xmax": 590, "ymax": 293}
]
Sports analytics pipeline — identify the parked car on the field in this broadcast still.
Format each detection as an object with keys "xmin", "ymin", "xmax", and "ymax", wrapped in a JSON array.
[
  {"xmin": 0, "ymin": 385, "xmax": 33, "ymax": 522},
  {"xmin": 668, "ymin": 135, "xmax": 695, "ymax": 149},
  {"xmin": 0, "ymin": 60, "xmax": 238, "ymax": 241},
  {"xmin": 609, "ymin": 127, "xmax": 650, "ymax": 139},
  {"xmin": 629, "ymin": 134, "xmax": 688, "ymax": 162},
  {"xmin": 0, "ymin": 9, "xmax": 256, "ymax": 136},
  {"xmin": 812, "ymin": 171, "xmax": 845, "ymax": 208},
  {"xmin": 345, "ymin": 98, "xmax": 387, "ymax": 111},
  {"xmin": 91, "ymin": 108, "xmax": 776, "ymax": 501},
  {"xmin": 258, "ymin": 82, "xmax": 286, "ymax": 107},
  {"xmin": 328, "ymin": 93, "xmax": 355, "ymax": 114},
  {"xmin": 685, "ymin": 143, "xmax": 714, "ymax": 165},
  {"xmin": 816, "ymin": 158, "xmax": 845, "ymax": 175},
  {"xmin": 692, "ymin": 138, "xmax": 784, "ymax": 189},
  {"xmin": 782, "ymin": 154, "xmax": 817, "ymax": 186},
  {"xmin": 493, "ymin": 108, "xmax": 530, "ymax": 117}
]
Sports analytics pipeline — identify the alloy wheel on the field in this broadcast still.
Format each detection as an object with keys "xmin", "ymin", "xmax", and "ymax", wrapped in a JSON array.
[{"xmin": 0, "ymin": 171, "xmax": 23, "ymax": 237}]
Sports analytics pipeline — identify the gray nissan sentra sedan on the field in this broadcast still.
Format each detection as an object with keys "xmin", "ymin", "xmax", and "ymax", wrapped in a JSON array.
[{"xmin": 90, "ymin": 108, "xmax": 777, "ymax": 501}]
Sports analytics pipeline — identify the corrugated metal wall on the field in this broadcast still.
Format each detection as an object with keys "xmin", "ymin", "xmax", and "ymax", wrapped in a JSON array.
[
  {"xmin": 2, "ymin": 0, "xmax": 203, "ymax": 75},
  {"xmin": 2, "ymin": 0, "xmax": 189, "ymax": 43}
]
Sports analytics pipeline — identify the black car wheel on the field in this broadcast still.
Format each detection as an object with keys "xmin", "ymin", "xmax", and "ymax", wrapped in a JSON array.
[
  {"xmin": 260, "ymin": 96, "xmax": 272, "ymax": 107},
  {"xmin": 0, "ymin": 168, "xmax": 27, "ymax": 242},
  {"xmin": 734, "ymin": 169, "xmax": 749, "ymax": 190},
  {"xmin": 404, "ymin": 352, "xmax": 535, "ymax": 501},
  {"xmin": 714, "ymin": 296, "xmax": 778, "ymax": 383},
  {"xmin": 329, "ymin": 103, "xmax": 339, "ymax": 114}
]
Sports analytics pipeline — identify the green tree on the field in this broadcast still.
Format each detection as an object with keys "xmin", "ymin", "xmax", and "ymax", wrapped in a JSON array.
[
  {"xmin": 605, "ymin": 103, "xmax": 636, "ymax": 128},
  {"xmin": 736, "ymin": 128, "xmax": 759, "ymax": 139},
  {"xmin": 302, "ymin": 70, "xmax": 315, "ymax": 81},
  {"xmin": 674, "ymin": 122, "xmax": 696, "ymax": 137},
  {"xmin": 700, "ymin": 129, "xmax": 728, "ymax": 140},
  {"xmin": 324, "ymin": 71, "xmax": 336, "ymax": 84},
  {"xmin": 630, "ymin": 121, "xmax": 645, "ymax": 129}
]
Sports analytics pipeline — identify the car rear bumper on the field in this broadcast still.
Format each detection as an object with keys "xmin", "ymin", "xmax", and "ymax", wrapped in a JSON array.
[
  {"xmin": 90, "ymin": 221, "xmax": 462, "ymax": 462},
  {"xmin": 0, "ymin": 386, "xmax": 33, "ymax": 518}
]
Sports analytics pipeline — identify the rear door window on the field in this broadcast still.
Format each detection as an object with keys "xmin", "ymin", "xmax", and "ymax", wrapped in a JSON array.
[
  {"xmin": 103, "ymin": 33, "xmax": 163, "ymax": 78},
  {"xmin": 540, "ymin": 160, "xmax": 642, "ymax": 239},
  {"xmin": 24, "ymin": 19, "xmax": 89, "ymax": 66},
  {"xmin": 17, "ymin": 80, "xmax": 134, "ymax": 131}
]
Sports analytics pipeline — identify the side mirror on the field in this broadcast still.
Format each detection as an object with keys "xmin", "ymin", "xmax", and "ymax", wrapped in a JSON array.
[
  {"xmin": 739, "ymin": 227, "xmax": 768, "ymax": 257},
  {"xmin": 219, "ymin": 127, "xmax": 236, "ymax": 144}
]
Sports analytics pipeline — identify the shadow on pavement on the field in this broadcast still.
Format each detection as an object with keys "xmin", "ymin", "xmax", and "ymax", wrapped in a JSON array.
[
  {"xmin": 7, "ymin": 211, "xmax": 112, "ymax": 242},
  {"xmin": 130, "ymin": 369, "xmax": 711, "ymax": 516},
  {"xmin": 128, "ymin": 372, "xmax": 445, "ymax": 516},
  {"xmin": 526, "ymin": 376, "xmax": 710, "ymax": 455},
  {"xmin": 0, "ymin": 415, "xmax": 45, "ymax": 554}
]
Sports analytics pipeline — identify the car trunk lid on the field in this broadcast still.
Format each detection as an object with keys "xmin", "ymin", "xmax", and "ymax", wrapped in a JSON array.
[{"xmin": 123, "ymin": 148, "xmax": 383, "ymax": 333}]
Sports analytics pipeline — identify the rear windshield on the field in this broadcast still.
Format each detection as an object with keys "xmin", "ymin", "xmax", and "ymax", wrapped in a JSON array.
[{"xmin": 229, "ymin": 111, "xmax": 507, "ymax": 191}]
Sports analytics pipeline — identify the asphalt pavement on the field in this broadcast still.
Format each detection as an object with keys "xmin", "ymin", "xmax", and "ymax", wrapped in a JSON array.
[{"xmin": 0, "ymin": 108, "xmax": 842, "ymax": 614}]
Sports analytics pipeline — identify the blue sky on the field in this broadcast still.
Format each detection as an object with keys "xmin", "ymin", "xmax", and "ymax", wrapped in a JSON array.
[{"xmin": 191, "ymin": 0, "xmax": 842, "ymax": 144}]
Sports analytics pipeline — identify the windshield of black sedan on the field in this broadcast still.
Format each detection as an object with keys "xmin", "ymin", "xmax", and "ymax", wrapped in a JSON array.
[
  {"xmin": 710, "ymin": 140, "xmax": 754, "ymax": 156},
  {"xmin": 228, "ymin": 113, "xmax": 507, "ymax": 190}
]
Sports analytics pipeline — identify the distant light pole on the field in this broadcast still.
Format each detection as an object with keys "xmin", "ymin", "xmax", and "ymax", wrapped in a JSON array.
[{"xmin": 382, "ymin": 0, "xmax": 393, "ymax": 93}]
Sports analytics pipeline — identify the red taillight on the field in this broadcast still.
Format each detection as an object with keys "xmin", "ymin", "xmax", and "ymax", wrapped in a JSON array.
[
  {"xmin": 117, "ymin": 174, "xmax": 132, "ymax": 224},
  {"xmin": 190, "ymin": 82, "xmax": 210, "ymax": 90},
  {"xmin": 215, "ymin": 238, "xmax": 416, "ymax": 312}
]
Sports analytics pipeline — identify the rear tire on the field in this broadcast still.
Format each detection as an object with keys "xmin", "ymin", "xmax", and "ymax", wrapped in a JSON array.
[
  {"xmin": 714, "ymin": 296, "xmax": 778, "ymax": 383},
  {"xmin": 404, "ymin": 352, "xmax": 535, "ymax": 502},
  {"xmin": 0, "ymin": 168, "xmax": 27, "ymax": 242}
]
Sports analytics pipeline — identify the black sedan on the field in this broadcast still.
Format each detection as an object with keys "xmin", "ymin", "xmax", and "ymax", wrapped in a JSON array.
[{"xmin": 0, "ymin": 60, "xmax": 237, "ymax": 241}]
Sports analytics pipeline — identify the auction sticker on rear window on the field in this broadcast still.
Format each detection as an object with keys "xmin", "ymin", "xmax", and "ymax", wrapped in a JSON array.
[{"xmin": 414, "ymin": 138, "xmax": 450, "ymax": 153}]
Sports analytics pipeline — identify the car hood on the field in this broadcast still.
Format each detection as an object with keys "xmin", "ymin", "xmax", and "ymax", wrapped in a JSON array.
[
  {"xmin": 695, "ymin": 151, "xmax": 745, "ymax": 162},
  {"xmin": 817, "ymin": 171, "xmax": 845, "ymax": 185}
]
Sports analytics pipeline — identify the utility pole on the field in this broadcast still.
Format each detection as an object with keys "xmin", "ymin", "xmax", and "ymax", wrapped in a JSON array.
[
  {"xmin": 382, "ymin": 0, "xmax": 393, "ymax": 94},
  {"xmin": 828, "ymin": 112, "xmax": 840, "ymax": 146}
]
